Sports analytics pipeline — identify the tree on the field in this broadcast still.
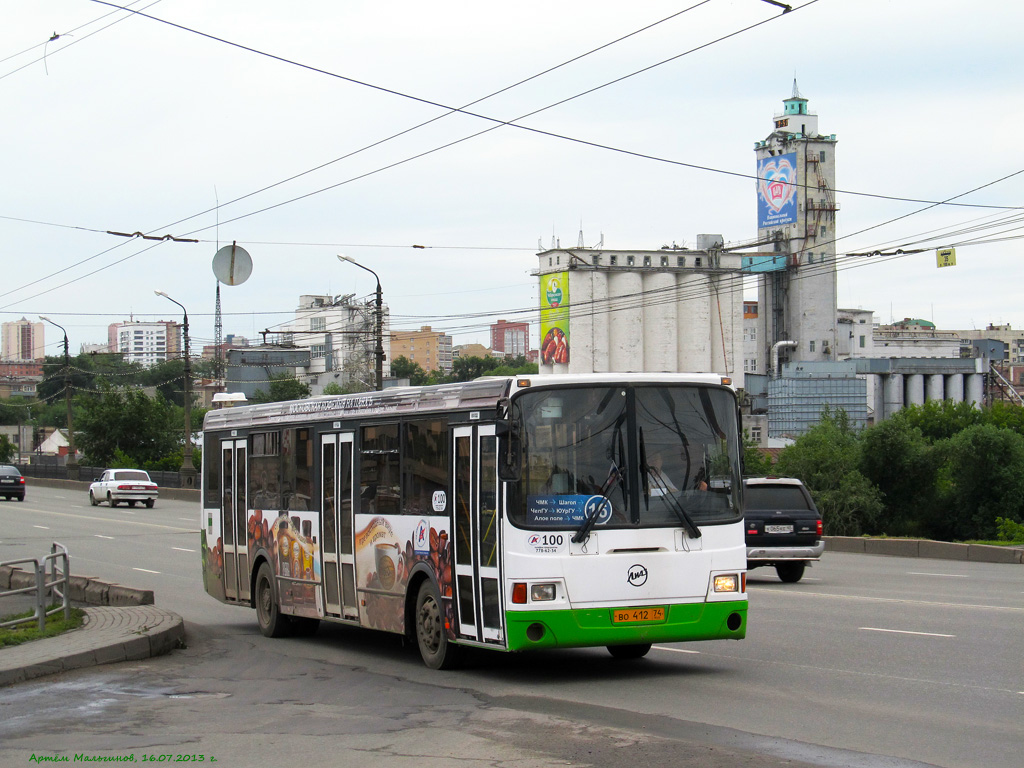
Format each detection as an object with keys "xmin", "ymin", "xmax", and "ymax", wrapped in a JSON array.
[
  {"xmin": 774, "ymin": 408, "xmax": 882, "ymax": 536},
  {"xmin": 892, "ymin": 400, "xmax": 982, "ymax": 442},
  {"xmin": 75, "ymin": 387, "xmax": 179, "ymax": 467},
  {"xmin": 932, "ymin": 424, "xmax": 1024, "ymax": 541},
  {"xmin": 249, "ymin": 374, "xmax": 311, "ymax": 404},
  {"xmin": 0, "ymin": 434, "xmax": 15, "ymax": 463},
  {"xmin": 859, "ymin": 417, "xmax": 940, "ymax": 537},
  {"xmin": 389, "ymin": 356, "xmax": 431, "ymax": 386},
  {"xmin": 741, "ymin": 431, "xmax": 774, "ymax": 477}
]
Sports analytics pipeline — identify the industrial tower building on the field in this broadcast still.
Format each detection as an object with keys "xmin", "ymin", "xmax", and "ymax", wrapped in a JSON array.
[{"xmin": 750, "ymin": 81, "xmax": 839, "ymax": 372}]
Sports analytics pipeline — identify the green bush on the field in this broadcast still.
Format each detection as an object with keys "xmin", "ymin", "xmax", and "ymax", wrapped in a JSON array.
[{"xmin": 995, "ymin": 516, "xmax": 1024, "ymax": 544}]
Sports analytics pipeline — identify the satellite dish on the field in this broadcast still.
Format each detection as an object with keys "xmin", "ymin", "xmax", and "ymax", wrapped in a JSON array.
[{"xmin": 212, "ymin": 242, "xmax": 253, "ymax": 286}]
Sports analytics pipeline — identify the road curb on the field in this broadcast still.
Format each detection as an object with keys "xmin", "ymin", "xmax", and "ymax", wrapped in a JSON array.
[{"xmin": 0, "ymin": 606, "xmax": 185, "ymax": 688}]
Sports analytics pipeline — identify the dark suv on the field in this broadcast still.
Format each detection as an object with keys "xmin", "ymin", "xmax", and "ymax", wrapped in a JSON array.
[
  {"xmin": 0, "ymin": 465, "xmax": 26, "ymax": 501},
  {"xmin": 743, "ymin": 477, "xmax": 823, "ymax": 582}
]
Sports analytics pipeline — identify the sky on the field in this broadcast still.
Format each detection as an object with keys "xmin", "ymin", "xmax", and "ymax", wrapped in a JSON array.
[{"xmin": 4, "ymin": 0, "xmax": 1024, "ymax": 359}]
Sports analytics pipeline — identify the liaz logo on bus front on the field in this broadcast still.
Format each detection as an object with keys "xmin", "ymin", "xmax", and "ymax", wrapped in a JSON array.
[{"xmin": 627, "ymin": 565, "xmax": 648, "ymax": 587}]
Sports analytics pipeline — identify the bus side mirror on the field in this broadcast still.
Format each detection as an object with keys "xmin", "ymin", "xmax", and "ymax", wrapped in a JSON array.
[{"xmin": 495, "ymin": 420, "xmax": 521, "ymax": 482}]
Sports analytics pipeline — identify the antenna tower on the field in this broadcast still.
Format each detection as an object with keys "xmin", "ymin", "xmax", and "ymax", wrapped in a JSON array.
[{"xmin": 214, "ymin": 283, "xmax": 223, "ymax": 380}]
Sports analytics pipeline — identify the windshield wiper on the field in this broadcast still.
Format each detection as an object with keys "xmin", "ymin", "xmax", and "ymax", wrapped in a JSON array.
[
  {"xmin": 572, "ymin": 499, "xmax": 604, "ymax": 544},
  {"xmin": 640, "ymin": 421, "xmax": 701, "ymax": 539},
  {"xmin": 573, "ymin": 416, "xmax": 626, "ymax": 544}
]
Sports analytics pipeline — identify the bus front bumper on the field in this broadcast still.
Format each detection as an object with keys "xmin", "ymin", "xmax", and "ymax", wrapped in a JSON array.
[{"xmin": 505, "ymin": 599, "xmax": 747, "ymax": 651}]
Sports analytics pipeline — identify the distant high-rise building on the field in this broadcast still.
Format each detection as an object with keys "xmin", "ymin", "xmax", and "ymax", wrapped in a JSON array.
[
  {"xmin": 108, "ymin": 320, "xmax": 181, "ymax": 367},
  {"xmin": 391, "ymin": 326, "xmax": 453, "ymax": 374},
  {"xmin": 276, "ymin": 293, "xmax": 391, "ymax": 392},
  {"xmin": 1, "ymin": 318, "xmax": 44, "ymax": 361},
  {"xmin": 490, "ymin": 319, "xmax": 530, "ymax": 358}
]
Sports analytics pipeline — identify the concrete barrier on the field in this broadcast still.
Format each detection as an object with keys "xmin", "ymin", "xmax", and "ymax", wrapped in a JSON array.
[
  {"xmin": 3, "ymin": 567, "xmax": 154, "ymax": 607},
  {"xmin": 919, "ymin": 540, "xmax": 970, "ymax": 561},
  {"xmin": 969, "ymin": 544, "xmax": 1023, "ymax": 564},
  {"xmin": 823, "ymin": 536, "xmax": 1022, "ymax": 564},
  {"xmin": 823, "ymin": 537, "xmax": 865, "ymax": 553},
  {"xmin": 864, "ymin": 538, "xmax": 920, "ymax": 558}
]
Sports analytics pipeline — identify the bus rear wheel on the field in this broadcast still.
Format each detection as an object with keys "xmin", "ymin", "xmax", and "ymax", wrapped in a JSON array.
[
  {"xmin": 607, "ymin": 643, "xmax": 652, "ymax": 660},
  {"xmin": 255, "ymin": 562, "xmax": 291, "ymax": 638},
  {"xmin": 415, "ymin": 580, "xmax": 462, "ymax": 670}
]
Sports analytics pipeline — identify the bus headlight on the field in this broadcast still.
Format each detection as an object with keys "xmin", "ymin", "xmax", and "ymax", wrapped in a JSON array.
[
  {"xmin": 530, "ymin": 583, "xmax": 556, "ymax": 602},
  {"xmin": 713, "ymin": 574, "xmax": 739, "ymax": 593}
]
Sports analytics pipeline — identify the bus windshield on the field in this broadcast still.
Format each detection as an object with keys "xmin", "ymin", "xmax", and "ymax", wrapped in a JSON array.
[{"xmin": 508, "ymin": 384, "xmax": 741, "ymax": 531}]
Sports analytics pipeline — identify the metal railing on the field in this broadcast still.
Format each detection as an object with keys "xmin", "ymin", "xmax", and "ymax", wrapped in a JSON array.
[
  {"xmin": 0, "ymin": 542, "xmax": 71, "ymax": 631},
  {"xmin": 16, "ymin": 464, "xmax": 185, "ymax": 488}
]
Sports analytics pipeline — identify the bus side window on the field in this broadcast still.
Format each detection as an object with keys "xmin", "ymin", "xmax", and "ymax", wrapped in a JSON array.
[
  {"xmin": 403, "ymin": 418, "xmax": 448, "ymax": 515},
  {"xmin": 361, "ymin": 424, "xmax": 400, "ymax": 515},
  {"xmin": 204, "ymin": 436, "xmax": 221, "ymax": 507}
]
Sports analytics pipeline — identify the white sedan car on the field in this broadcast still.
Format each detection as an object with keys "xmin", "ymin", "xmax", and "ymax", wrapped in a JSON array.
[{"xmin": 89, "ymin": 469, "xmax": 159, "ymax": 508}]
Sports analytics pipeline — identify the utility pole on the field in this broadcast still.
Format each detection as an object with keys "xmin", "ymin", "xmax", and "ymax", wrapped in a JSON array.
[
  {"xmin": 155, "ymin": 291, "xmax": 197, "ymax": 488},
  {"xmin": 39, "ymin": 316, "xmax": 78, "ymax": 480},
  {"xmin": 38, "ymin": 315, "xmax": 77, "ymax": 479},
  {"xmin": 338, "ymin": 255, "xmax": 384, "ymax": 391}
]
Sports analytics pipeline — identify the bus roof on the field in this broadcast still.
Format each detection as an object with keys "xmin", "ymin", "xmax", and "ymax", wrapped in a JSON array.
[{"xmin": 204, "ymin": 373, "xmax": 733, "ymax": 430}]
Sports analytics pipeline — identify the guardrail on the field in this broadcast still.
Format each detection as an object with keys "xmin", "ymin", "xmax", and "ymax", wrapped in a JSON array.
[{"xmin": 0, "ymin": 542, "xmax": 71, "ymax": 631}]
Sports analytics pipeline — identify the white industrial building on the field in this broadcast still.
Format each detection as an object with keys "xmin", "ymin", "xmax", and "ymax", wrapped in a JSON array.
[{"xmin": 535, "ymin": 235, "xmax": 745, "ymax": 388}]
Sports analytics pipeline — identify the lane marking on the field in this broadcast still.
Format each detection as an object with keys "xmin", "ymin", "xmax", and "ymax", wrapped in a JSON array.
[
  {"xmin": 94, "ymin": 535, "xmax": 114, "ymax": 540},
  {"xmin": 860, "ymin": 627, "xmax": 954, "ymax": 638},
  {"xmin": 907, "ymin": 572, "xmax": 969, "ymax": 578},
  {"xmin": 177, "ymin": 518, "xmax": 194, "ymax": 522},
  {"xmin": 693, "ymin": 648, "xmax": 1022, "ymax": 696},
  {"xmin": 33, "ymin": 525, "xmax": 49, "ymax": 530},
  {"xmin": 172, "ymin": 547, "xmax": 195, "ymax": 553},
  {"xmin": 652, "ymin": 646, "xmax": 700, "ymax": 655},
  {"xmin": 132, "ymin": 567, "xmax": 160, "ymax": 574},
  {"xmin": 756, "ymin": 589, "xmax": 1024, "ymax": 613},
  {"xmin": 11, "ymin": 508, "xmax": 194, "ymax": 533}
]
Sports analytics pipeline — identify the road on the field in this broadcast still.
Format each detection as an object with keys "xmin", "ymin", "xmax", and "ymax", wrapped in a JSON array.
[{"xmin": 0, "ymin": 486, "xmax": 1021, "ymax": 768}]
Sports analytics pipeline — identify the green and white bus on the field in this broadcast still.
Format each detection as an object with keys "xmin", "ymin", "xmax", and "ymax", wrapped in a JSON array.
[{"xmin": 200, "ymin": 373, "xmax": 747, "ymax": 668}]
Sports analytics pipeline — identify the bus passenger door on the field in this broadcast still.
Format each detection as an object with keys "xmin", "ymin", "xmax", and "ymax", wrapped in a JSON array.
[
  {"xmin": 221, "ymin": 439, "xmax": 248, "ymax": 602},
  {"xmin": 320, "ymin": 432, "xmax": 358, "ymax": 620},
  {"xmin": 452, "ymin": 425, "xmax": 504, "ymax": 645}
]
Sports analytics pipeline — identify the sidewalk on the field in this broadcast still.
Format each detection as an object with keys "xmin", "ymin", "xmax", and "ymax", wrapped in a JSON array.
[{"xmin": 0, "ymin": 604, "xmax": 184, "ymax": 688}]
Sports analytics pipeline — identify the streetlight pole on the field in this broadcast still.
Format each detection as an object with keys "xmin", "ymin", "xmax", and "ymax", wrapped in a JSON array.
[
  {"xmin": 338, "ymin": 255, "xmax": 384, "ymax": 391},
  {"xmin": 39, "ymin": 316, "xmax": 78, "ymax": 480},
  {"xmin": 155, "ymin": 291, "xmax": 197, "ymax": 488}
]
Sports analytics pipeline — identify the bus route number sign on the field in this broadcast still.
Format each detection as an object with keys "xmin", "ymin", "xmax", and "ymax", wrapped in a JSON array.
[{"xmin": 612, "ymin": 607, "xmax": 666, "ymax": 623}]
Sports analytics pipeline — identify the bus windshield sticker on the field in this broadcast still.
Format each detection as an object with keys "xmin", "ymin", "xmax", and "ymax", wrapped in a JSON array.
[
  {"xmin": 526, "ymin": 495, "xmax": 612, "ymax": 528},
  {"xmin": 431, "ymin": 490, "xmax": 447, "ymax": 512},
  {"xmin": 527, "ymin": 532, "xmax": 566, "ymax": 553}
]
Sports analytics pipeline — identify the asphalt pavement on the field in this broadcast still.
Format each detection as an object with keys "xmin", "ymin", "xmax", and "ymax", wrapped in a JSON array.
[{"xmin": 1, "ymin": 534, "xmax": 1017, "ymax": 689}]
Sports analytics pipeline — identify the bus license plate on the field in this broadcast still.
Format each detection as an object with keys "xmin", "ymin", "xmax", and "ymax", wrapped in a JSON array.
[
  {"xmin": 612, "ymin": 607, "xmax": 665, "ymax": 623},
  {"xmin": 765, "ymin": 524, "xmax": 794, "ymax": 534}
]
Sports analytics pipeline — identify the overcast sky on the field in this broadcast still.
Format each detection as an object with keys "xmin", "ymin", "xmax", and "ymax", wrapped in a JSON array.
[{"xmin": 4, "ymin": 0, "xmax": 1023, "ymax": 358}]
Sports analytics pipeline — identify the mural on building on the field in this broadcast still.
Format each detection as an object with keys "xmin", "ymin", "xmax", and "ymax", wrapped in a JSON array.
[
  {"xmin": 757, "ymin": 152, "xmax": 797, "ymax": 228},
  {"xmin": 540, "ymin": 272, "xmax": 570, "ymax": 365}
]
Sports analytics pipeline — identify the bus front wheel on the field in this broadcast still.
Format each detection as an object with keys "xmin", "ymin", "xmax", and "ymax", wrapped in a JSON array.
[
  {"xmin": 415, "ymin": 580, "xmax": 463, "ymax": 670},
  {"xmin": 255, "ymin": 562, "xmax": 291, "ymax": 638},
  {"xmin": 607, "ymin": 643, "xmax": 652, "ymax": 660}
]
